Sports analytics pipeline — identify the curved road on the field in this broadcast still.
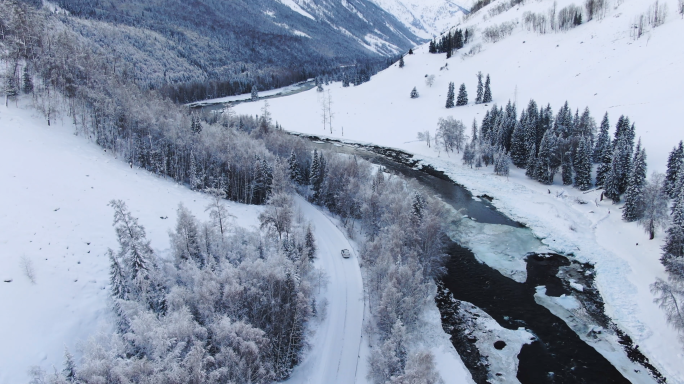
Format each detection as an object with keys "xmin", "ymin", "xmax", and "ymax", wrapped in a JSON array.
[{"xmin": 285, "ymin": 197, "xmax": 365, "ymax": 384}]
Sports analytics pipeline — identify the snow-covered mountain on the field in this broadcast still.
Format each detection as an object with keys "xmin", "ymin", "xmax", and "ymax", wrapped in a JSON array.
[{"xmin": 368, "ymin": 0, "xmax": 471, "ymax": 37}]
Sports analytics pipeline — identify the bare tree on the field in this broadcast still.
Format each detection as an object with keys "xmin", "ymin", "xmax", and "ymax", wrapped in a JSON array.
[
  {"xmin": 205, "ymin": 188, "xmax": 234, "ymax": 236},
  {"xmin": 651, "ymin": 272, "xmax": 684, "ymax": 342},
  {"xmin": 425, "ymin": 75, "xmax": 435, "ymax": 87}
]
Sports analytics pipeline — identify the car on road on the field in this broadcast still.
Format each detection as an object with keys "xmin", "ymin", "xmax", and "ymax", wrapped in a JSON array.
[{"xmin": 341, "ymin": 249, "xmax": 351, "ymax": 258}]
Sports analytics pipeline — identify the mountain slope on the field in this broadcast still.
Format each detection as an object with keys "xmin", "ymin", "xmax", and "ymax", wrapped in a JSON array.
[
  {"xmin": 50, "ymin": 0, "xmax": 423, "ymax": 84},
  {"xmin": 368, "ymin": 0, "xmax": 471, "ymax": 37}
]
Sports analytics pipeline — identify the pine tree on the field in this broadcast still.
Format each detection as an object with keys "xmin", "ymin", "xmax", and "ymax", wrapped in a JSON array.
[
  {"xmin": 623, "ymin": 144, "xmax": 647, "ymax": 222},
  {"xmin": 288, "ymin": 150, "xmax": 302, "ymax": 184},
  {"xmin": 410, "ymin": 87, "xmax": 419, "ymax": 99},
  {"xmin": 535, "ymin": 132, "xmax": 552, "ymax": 184},
  {"xmin": 510, "ymin": 120, "xmax": 528, "ymax": 168},
  {"xmin": 639, "ymin": 173, "xmax": 670, "ymax": 240},
  {"xmin": 429, "ymin": 40, "xmax": 437, "ymax": 53},
  {"xmin": 445, "ymin": 82, "xmax": 455, "ymax": 108},
  {"xmin": 411, "ymin": 193, "xmax": 426, "ymax": 223},
  {"xmin": 482, "ymin": 74, "xmax": 492, "ymax": 103},
  {"xmin": 342, "ymin": 73, "xmax": 350, "ymax": 87},
  {"xmin": 456, "ymin": 83, "xmax": 468, "ymax": 106},
  {"xmin": 109, "ymin": 250, "xmax": 127, "ymax": 300},
  {"xmin": 310, "ymin": 150, "xmax": 322, "ymax": 200},
  {"xmin": 574, "ymin": 137, "xmax": 593, "ymax": 190},
  {"xmin": 399, "ymin": 56, "xmax": 405, "ymax": 68},
  {"xmin": 664, "ymin": 141, "xmax": 684, "ymax": 198},
  {"xmin": 251, "ymin": 85, "xmax": 259, "ymax": 101},
  {"xmin": 561, "ymin": 151, "xmax": 573, "ymax": 185},
  {"xmin": 593, "ymin": 113, "xmax": 611, "ymax": 163},
  {"xmin": 22, "ymin": 66, "xmax": 32, "ymax": 94},
  {"xmin": 4, "ymin": 70, "xmax": 18, "ymax": 107},
  {"xmin": 475, "ymin": 72, "xmax": 484, "ymax": 104},
  {"xmin": 63, "ymin": 348, "xmax": 77, "ymax": 382},
  {"xmin": 471, "ymin": 119, "xmax": 478, "ymax": 143},
  {"xmin": 604, "ymin": 147, "xmax": 623, "ymax": 202},
  {"xmin": 191, "ymin": 114, "xmax": 202, "ymax": 134},
  {"xmin": 661, "ymin": 184, "xmax": 684, "ymax": 275},
  {"xmin": 305, "ymin": 224, "xmax": 316, "ymax": 261},
  {"xmin": 494, "ymin": 148, "xmax": 510, "ymax": 176},
  {"xmin": 525, "ymin": 143, "xmax": 537, "ymax": 178}
]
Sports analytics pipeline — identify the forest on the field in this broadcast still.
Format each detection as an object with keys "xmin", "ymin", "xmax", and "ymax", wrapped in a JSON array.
[{"xmin": 1, "ymin": 2, "xmax": 448, "ymax": 382}]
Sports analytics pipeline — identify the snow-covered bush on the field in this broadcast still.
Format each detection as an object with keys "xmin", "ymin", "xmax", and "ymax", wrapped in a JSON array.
[{"xmin": 482, "ymin": 21, "xmax": 516, "ymax": 43}]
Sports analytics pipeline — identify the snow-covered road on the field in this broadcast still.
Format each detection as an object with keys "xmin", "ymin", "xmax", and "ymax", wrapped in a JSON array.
[{"xmin": 285, "ymin": 196, "xmax": 365, "ymax": 384}]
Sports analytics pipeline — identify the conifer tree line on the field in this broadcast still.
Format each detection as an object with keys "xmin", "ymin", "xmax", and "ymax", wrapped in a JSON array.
[{"xmin": 428, "ymin": 27, "xmax": 473, "ymax": 58}]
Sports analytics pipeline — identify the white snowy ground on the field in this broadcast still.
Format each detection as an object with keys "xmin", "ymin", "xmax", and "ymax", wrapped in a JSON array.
[
  {"xmin": 230, "ymin": 0, "xmax": 684, "ymax": 380},
  {"xmin": 0, "ymin": 103, "xmax": 263, "ymax": 384}
]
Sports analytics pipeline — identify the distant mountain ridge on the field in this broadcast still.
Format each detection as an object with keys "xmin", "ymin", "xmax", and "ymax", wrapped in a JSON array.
[{"xmin": 367, "ymin": 0, "xmax": 471, "ymax": 38}]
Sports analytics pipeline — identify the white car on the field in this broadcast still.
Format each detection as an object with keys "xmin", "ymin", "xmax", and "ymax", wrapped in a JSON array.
[{"xmin": 341, "ymin": 249, "xmax": 351, "ymax": 259}]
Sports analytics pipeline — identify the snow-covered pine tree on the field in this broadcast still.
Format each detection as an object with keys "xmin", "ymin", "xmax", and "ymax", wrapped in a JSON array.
[
  {"xmin": 593, "ymin": 113, "xmax": 611, "ymax": 163},
  {"xmin": 525, "ymin": 143, "xmax": 537, "ymax": 179},
  {"xmin": 343, "ymin": 73, "xmax": 350, "ymax": 87},
  {"xmin": 411, "ymin": 193, "xmax": 426, "ymax": 223},
  {"xmin": 22, "ymin": 65, "xmax": 32, "ymax": 94},
  {"xmin": 456, "ymin": 83, "xmax": 468, "ymax": 106},
  {"xmin": 639, "ymin": 173, "xmax": 670, "ymax": 239},
  {"xmin": 661, "ymin": 183, "xmax": 684, "ymax": 275},
  {"xmin": 399, "ymin": 56, "xmax": 405, "ymax": 68},
  {"xmin": 310, "ymin": 150, "xmax": 322, "ymax": 200},
  {"xmin": 445, "ymin": 82, "xmax": 455, "ymax": 108},
  {"xmin": 109, "ymin": 250, "xmax": 127, "ymax": 300},
  {"xmin": 475, "ymin": 72, "xmax": 484, "ymax": 104},
  {"xmin": 109, "ymin": 200, "xmax": 153, "ymax": 296},
  {"xmin": 510, "ymin": 120, "xmax": 528, "ymax": 168},
  {"xmin": 288, "ymin": 150, "xmax": 302, "ymax": 184},
  {"xmin": 305, "ymin": 224, "xmax": 316, "ymax": 261},
  {"xmin": 251, "ymin": 85, "xmax": 259, "ymax": 101},
  {"xmin": 573, "ymin": 137, "xmax": 593, "ymax": 190},
  {"xmin": 410, "ymin": 87, "xmax": 419, "ymax": 99},
  {"xmin": 482, "ymin": 74, "xmax": 492, "ymax": 103},
  {"xmin": 623, "ymin": 143, "xmax": 647, "ymax": 221},
  {"xmin": 4, "ymin": 69, "xmax": 18, "ymax": 107},
  {"xmin": 664, "ymin": 141, "xmax": 684, "ymax": 198},
  {"xmin": 191, "ymin": 114, "xmax": 202, "ymax": 134},
  {"xmin": 471, "ymin": 119, "xmax": 479, "ymax": 143},
  {"xmin": 63, "ymin": 347, "xmax": 77, "ymax": 383},
  {"xmin": 561, "ymin": 150, "xmax": 573, "ymax": 185},
  {"xmin": 494, "ymin": 148, "xmax": 510, "ymax": 176},
  {"xmin": 603, "ymin": 147, "xmax": 623, "ymax": 202},
  {"xmin": 535, "ymin": 132, "xmax": 552, "ymax": 184}
]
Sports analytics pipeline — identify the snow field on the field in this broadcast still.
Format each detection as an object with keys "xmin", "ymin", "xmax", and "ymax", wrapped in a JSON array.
[
  {"xmin": 231, "ymin": 0, "xmax": 684, "ymax": 380},
  {"xmin": 0, "ymin": 103, "xmax": 263, "ymax": 384}
]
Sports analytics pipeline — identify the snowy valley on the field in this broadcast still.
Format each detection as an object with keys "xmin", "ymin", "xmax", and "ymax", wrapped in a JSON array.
[{"xmin": 1, "ymin": 0, "xmax": 684, "ymax": 383}]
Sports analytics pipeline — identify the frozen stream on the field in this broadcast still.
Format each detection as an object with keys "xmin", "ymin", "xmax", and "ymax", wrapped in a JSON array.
[{"xmin": 305, "ymin": 138, "xmax": 659, "ymax": 384}]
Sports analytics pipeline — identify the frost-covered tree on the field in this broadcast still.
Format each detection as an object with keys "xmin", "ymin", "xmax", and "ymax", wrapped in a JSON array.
[
  {"xmin": 650, "ymin": 275, "xmax": 684, "ymax": 342},
  {"xmin": 662, "ymin": 183, "xmax": 684, "ymax": 274},
  {"xmin": 251, "ymin": 85, "xmax": 259, "ymax": 101},
  {"xmin": 494, "ymin": 148, "xmax": 510, "ymax": 176},
  {"xmin": 482, "ymin": 74, "xmax": 492, "ymax": 103},
  {"xmin": 603, "ymin": 147, "xmax": 623, "ymax": 202},
  {"xmin": 436, "ymin": 117, "xmax": 467, "ymax": 154},
  {"xmin": 22, "ymin": 65, "xmax": 33, "ymax": 94},
  {"xmin": 399, "ymin": 56, "xmax": 405, "ymax": 68},
  {"xmin": 623, "ymin": 143, "xmax": 647, "ymax": 222},
  {"xmin": 63, "ymin": 348, "xmax": 76, "ymax": 383},
  {"xmin": 109, "ymin": 249, "xmax": 127, "ymax": 300},
  {"xmin": 410, "ymin": 87, "xmax": 419, "ymax": 99},
  {"xmin": 171, "ymin": 203, "xmax": 203, "ymax": 265},
  {"xmin": 475, "ymin": 72, "xmax": 484, "ymax": 104},
  {"xmin": 205, "ymin": 188, "xmax": 233, "ymax": 236},
  {"xmin": 456, "ymin": 83, "xmax": 468, "ymax": 106},
  {"xmin": 4, "ymin": 68, "xmax": 18, "ymax": 107},
  {"xmin": 525, "ymin": 143, "xmax": 537, "ymax": 179},
  {"xmin": 639, "ymin": 173, "xmax": 670, "ymax": 240},
  {"xmin": 305, "ymin": 224, "xmax": 316, "ymax": 261},
  {"xmin": 509, "ymin": 120, "xmax": 528, "ymax": 168},
  {"xmin": 561, "ymin": 150, "xmax": 573, "ymax": 185},
  {"xmin": 574, "ymin": 137, "xmax": 593, "ymax": 190},
  {"xmin": 425, "ymin": 75, "xmax": 435, "ymax": 87},
  {"xmin": 445, "ymin": 82, "xmax": 455, "ymax": 108},
  {"xmin": 310, "ymin": 150, "xmax": 322, "ymax": 201},
  {"xmin": 593, "ymin": 113, "xmax": 611, "ymax": 163},
  {"xmin": 394, "ymin": 351, "xmax": 445, "ymax": 384},
  {"xmin": 109, "ymin": 199, "xmax": 153, "ymax": 291},
  {"xmin": 288, "ymin": 150, "xmax": 303, "ymax": 185},
  {"xmin": 664, "ymin": 141, "xmax": 684, "ymax": 198},
  {"xmin": 535, "ymin": 131, "xmax": 553, "ymax": 184}
]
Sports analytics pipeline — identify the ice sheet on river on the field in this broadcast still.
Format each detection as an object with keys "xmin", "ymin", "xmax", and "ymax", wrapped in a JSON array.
[{"xmin": 449, "ymin": 219, "xmax": 548, "ymax": 283}]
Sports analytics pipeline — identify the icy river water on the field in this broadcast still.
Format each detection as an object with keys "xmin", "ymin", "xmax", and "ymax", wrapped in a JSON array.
[{"xmin": 308, "ymin": 138, "xmax": 636, "ymax": 384}]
